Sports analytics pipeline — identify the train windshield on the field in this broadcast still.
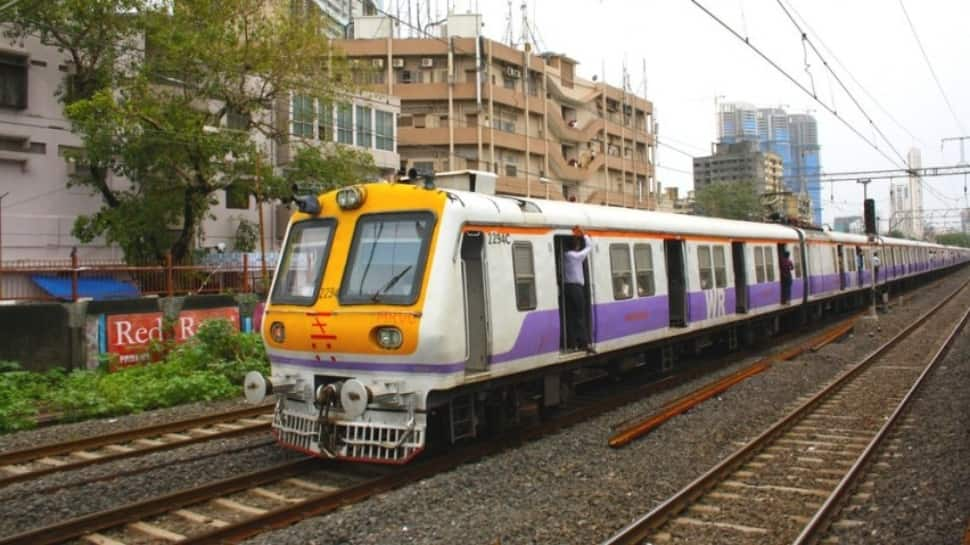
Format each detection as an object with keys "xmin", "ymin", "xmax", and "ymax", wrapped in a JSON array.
[
  {"xmin": 340, "ymin": 212, "xmax": 435, "ymax": 305},
  {"xmin": 270, "ymin": 219, "xmax": 335, "ymax": 305}
]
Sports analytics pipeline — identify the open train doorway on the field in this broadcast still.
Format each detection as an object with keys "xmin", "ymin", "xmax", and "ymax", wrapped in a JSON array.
[
  {"xmin": 554, "ymin": 234, "xmax": 592, "ymax": 351},
  {"xmin": 461, "ymin": 232, "xmax": 489, "ymax": 373},
  {"xmin": 665, "ymin": 239, "xmax": 687, "ymax": 326},
  {"xmin": 837, "ymin": 245, "xmax": 846, "ymax": 290},
  {"xmin": 732, "ymin": 242, "xmax": 748, "ymax": 313}
]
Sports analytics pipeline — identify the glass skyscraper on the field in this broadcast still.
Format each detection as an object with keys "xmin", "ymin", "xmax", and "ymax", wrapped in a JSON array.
[{"xmin": 718, "ymin": 103, "xmax": 822, "ymax": 225}]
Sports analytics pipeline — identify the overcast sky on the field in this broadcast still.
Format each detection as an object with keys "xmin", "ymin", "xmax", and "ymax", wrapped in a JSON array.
[{"xmin": 437, "ymin": 0, "xmax": 970, "ymax": 229}]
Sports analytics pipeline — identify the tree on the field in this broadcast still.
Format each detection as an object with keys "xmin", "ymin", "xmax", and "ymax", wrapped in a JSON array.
[
  {"xmin": 693, "ymin": 180, "xmax": 762, "ymax": 221},
  {"xmin": 8, "ymin": 0, "xmax": 368, "ymax": 262},
  {"xmin": 888, "ymin": 230, "xmax": 907, "ymax": 239},
  {"xmin": 935, "ymin": 232, "xmax": 970, "ymax": 248}
]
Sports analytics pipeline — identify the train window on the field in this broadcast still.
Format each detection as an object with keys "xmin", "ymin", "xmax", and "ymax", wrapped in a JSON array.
[
  {"xmin": 633, "ymin": 243, "xmax": 655, "ymax": 297},
  {"xmin": 610, "ymin": 244, "xmax": 634, "ymax": 300},
  {"xmin": 754, "ymin": 247, "xmax": 765, "ymax": 283},
  {"xmin": 792, "ymin": 247, "xmax": 802, "ymax": 278},
  {"xmin": 846, "ymin": 249, "xmax": 856, "ymax": 272},
  {"xmin": 339, "ymin": 211, "xmax": 435, "ymax": 305},
  {"xmin": 764, "ymin": 246, "xmax": 775, "ymax": 282},
  {"xmin": 512, "ymin": 242, "xmax": 537, "ymax": 310},
  {"xmin": 271, "ymin": 219, "xmax": 336, "ymax": 306},
  {"xmin": 697, "ymin": 245, "xmax": 713, "ymax": 290},
  {"xmin": 713, "ymin": 246, "xmax": 727, "ymax": 288}
]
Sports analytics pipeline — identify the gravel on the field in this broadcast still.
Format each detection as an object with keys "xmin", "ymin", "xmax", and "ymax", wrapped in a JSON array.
[{"xmin": 1, "ymin": 269, "xmax": 965, "ymax": 543}]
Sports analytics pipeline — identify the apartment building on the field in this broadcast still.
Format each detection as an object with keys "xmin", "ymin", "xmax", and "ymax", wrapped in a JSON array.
[
  {"xmin": 335, "ymin": 13, "xmax": 657, "ymax": 207},
  {"xmin": 692, "ymin": 141, "xmax": 783, "ymax": 194},
  {"xmin": 0, "ymin": 13, "xmax": 399, "ymax": 261}
]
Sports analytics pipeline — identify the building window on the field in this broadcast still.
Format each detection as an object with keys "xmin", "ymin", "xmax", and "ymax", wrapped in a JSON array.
[
  {"xmin": 633, "ymin": 243, "xmax": 655, "ymax": 296},
  {"xmin": 375, "ymin": 110, "xmax": 394, "ymax": 151},
  {"xmin": 512, "ymin": 242, "xmax": 536, "ymax": 310},
  {"xmin": 412, "ymin": 161, "xmax": 434, "ymax": 176},
  {"xmin": 318, "ymin": 100, "xmax": 333, "ymax": 141},
  {"xmin": 336, "ymin": 103, "xmax": 353, "ymax": 144},
  {"xmin": 226, "ymin": 108, "xmax": 250, "ymax": 131},
  {"xmin": 610, "ymin": 244, "xmax": 633, "ymax": 300},
  {"xmin": 698, "ymin": 245, "xmax": 713, "ymax": 290},
  {"xmin": 0, "ymin": 53, "xmax": 27, "ymax": 109},
  {"xmin": 225, "ymin": 183, "xmax": 250, "ymax": 210},
  {"xmin": 503, "ymin": 76, "xmax": 516, "ymax": 90},
  {"xmin": 291, "ymin": 94, "xmax": 314, "ymax": 138},
  {"xmin": 505, "ymin": 163, "xmax": 517, "ymax": 177},
  {"xmin": 754, "ymin": 247, "xmax": 765, "ymax": 283},
  {"xmin": 355, "ymin": 105, "xmax": 372, "ymax": 148},
  {"xmin": 713, "ymin": 245, "xmax": 727, "ymax": 288}
]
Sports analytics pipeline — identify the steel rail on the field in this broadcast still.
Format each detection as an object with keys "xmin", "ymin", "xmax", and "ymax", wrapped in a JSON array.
[
  {"xmin": 600, "ymin": 277, "xmax": 970, "ymax": 545},
  {"xmin": 0, "ymin": 405, "xmax": 272, "ymax": 487},
  {"xmin": 608, "ymin": 313, "xmax": 862, "ymax": 448},
  {"xmin": 793, "ymin": 301, "xmax": 970, "ymax": 545},
  {"xmin": 0, "ymin": 459, "xmax": 320, "ymax": 545}
]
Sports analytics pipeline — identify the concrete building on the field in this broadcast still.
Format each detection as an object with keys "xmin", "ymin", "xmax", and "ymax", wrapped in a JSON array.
[
  {"xmin": 717, "ymin": 103, "xmax": 823, "ymax": 225},
  {"xmin": 0, "ymin": 4, "xmax": 399, "ymax": 262},
  {"xmin": 334, "ymin": 12, "xmax": 657, "ymax": 207},
  {"xmin": 692, "ymin": 140, "xmax": 783, "ymax": 194},
  {"xmin": 889, "ymin": 148, "xmax": 925, "ymax": 239},
  {"xmin": 834, "ymin": 215, "xmax": 864, "ymax": 234}
]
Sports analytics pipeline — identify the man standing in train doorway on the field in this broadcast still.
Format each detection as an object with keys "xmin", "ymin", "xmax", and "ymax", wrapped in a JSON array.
[
  {"xmin": 565, "ymin": 227, "xmax": 595, "ymax": 354},
  {"xmin": 780, "ymin": 250, "xmax": 794, "ymax": 304}
]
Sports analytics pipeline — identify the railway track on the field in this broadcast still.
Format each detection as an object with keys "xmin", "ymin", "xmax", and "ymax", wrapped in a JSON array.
[
  {"xmin": 0, "ymin": 405, "xmax": 273, "ymax": 488},
  {"xmin": 600, "ymin": 278, "xmax": 970, "ymax": 545}
]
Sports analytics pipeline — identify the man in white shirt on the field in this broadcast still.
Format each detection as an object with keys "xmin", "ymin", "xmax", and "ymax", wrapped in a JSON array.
[{"xmin": 564, "ymin": 227, "xmax": 594, "ymax": 353}]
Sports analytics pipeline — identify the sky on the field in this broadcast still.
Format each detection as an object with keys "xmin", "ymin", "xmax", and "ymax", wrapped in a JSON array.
[{"xmin": 430, "ymin": 0, "xmax": 970, "ymax": 230}]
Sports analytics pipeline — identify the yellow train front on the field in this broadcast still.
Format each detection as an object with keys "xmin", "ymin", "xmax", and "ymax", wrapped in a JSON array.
[{"xmin": 245, "ymin": 182, "xmax": 457, "ymax": 463}]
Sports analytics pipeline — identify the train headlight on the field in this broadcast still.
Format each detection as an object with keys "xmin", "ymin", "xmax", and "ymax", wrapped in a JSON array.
[
  {"xmin": 270, "ymin": 321, "xmax": 285, "ymax": 343},
  {"xmin": 375, "ymin": 326, "xmax": 403, "ymax": 349},
  {"xmin": 336, "ymin": 186, "xmax": 366, "ymax": 210}
]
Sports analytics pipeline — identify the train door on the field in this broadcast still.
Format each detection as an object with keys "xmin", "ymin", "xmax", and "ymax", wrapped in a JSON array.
[
  {"xmin": 460, "ymin": 232, "xmax": 489, "ymax": 373},
  {"xmin": 664, "ymin": 239, "xmax": 687, "ymax": 327},
  {"xmin": 554, "ymin": 235, "xmax": 592, "ymax": 351},
  {"xmin": 837, "ymin": 245, "xmax": 846, "ymax": 289},
  {"xmin": 731, "ymin": 242, "xmax": 748, "ymax": 313}
]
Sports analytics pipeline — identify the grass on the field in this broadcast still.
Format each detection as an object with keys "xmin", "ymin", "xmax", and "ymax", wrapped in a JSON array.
[{"xmin": 0, "ymin": 319, "xmax": 269, "ymax": 433}]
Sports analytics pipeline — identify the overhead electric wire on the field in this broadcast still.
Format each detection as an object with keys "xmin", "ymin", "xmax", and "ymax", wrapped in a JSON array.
[
  {"xmin": 897, "ymin": 0, "xmax": 967, "ymax": 135},
  {"xmin": 689, "ymin": 0, "xmax": 907, "ymax": 171},
  {"xmin": 657, "ymin": 140, "xmax": 696, "ymax": 159},
  {"xmin": 779, "ymin": 0, "xmax": 923, "ymax": 147},
  {"xmin": 774, "ymin": 0, "xmax": 908, "ymax": 167}
]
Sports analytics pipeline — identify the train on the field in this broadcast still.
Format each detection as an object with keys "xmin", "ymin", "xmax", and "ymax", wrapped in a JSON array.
[{"xmin": 243, "ymin": 171, "xmax": 969, "ymax": 464}]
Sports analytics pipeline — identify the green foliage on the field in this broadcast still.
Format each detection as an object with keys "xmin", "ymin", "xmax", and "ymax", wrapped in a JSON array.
[
  {"xmin": 21, "ymin": 0, "xmax": 357, "ymax": 263},
  {"xmin": 935, "ymin": 232, "xmax": 970, "ymax": 248},
  {"xmin": 0, "ymin": 320, "xmax": 268, "ymax": 433},
  {"xmin": 233, "ymin": 219, "xmax": 258, "ymax": 252},
  {"xmin": 888, "ymin": 230, "xmax": 907, "ymax": 239},
  {"xmin": 693, "ymin": 180, "xmax": 763, "ymax": 221},
  {"xmin": 276, "ymin": 145, "xmax": 380, "ymax": 199}
]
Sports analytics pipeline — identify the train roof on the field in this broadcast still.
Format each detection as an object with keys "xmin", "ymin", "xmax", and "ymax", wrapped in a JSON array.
[{"xmin": 443, "ymin": 190, "xmax": 801, "ymax": 241}]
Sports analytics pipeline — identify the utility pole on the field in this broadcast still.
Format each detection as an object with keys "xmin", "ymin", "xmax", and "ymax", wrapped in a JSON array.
[
  {"xmin": 254, "ymin": 152, "xmax": 268, "ymax": 291},
  {"xmin": 857, "ymin": 178, "xmax": 871, "ymax": 202},
  {"xmin": 942, "ymin": 136, "xmax": 970, "ymax": 235},
  {"xmin": 0, "ymin": 192, "xmax": 7, "ymax": 300}
]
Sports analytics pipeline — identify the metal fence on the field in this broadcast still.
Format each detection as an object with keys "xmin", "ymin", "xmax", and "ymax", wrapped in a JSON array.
[{"xmin": 0, "ymin": 253, "xmax": 278, "ymax": 302}]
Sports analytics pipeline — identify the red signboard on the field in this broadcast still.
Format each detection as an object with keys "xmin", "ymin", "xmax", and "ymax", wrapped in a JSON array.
[
  {"xmin": 104, "ymin": 307, "xmax": 240, "ymax": 370},
  {"xmin": 106, "ymin": 312, "xmax": 165, "ymax": 368}
]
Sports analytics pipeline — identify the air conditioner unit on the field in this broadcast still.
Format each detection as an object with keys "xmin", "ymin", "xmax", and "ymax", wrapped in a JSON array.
[
  {"xmin": 391, "ymin": 57, "xmax": 404, "ymax": 68},
  {"xmin": 372, "ymin": 58, "xmax": 384, "ymax": 68},
  {"xmin": 421, "ymin": 57, "xmax": 434, "ymax": 68},
  {"xmin": 505, "ymin": 66, "xmax": 521, "ymax": 78}
]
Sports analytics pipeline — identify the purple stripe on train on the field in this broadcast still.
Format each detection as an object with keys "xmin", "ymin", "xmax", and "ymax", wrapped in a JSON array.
[
  {"xmin": 593, "ymin": 295, "xmax": 669, "ymax": 341},
  {"xmin": 686, "ymin": 287, "xmax": 736, "ymax": 322},
  {"xmin": 809, "ymin": 273, "xmax": 840, "ymax": 294},
  {"xmin": 489, "ymin": 309, "xmax": 561, "ymax": 364},
  {"xmin": 269, "ymin": 354, "xmax": 466, "ymax": 374},
  {"xmin": 748, "ymin": 283, "xmax": 780, "ymax": 309}
]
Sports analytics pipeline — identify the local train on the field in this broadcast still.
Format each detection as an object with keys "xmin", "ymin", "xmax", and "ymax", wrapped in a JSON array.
[{"xmin": 244, "ymin": 174, "xmax": 969, "ymax": 464}]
